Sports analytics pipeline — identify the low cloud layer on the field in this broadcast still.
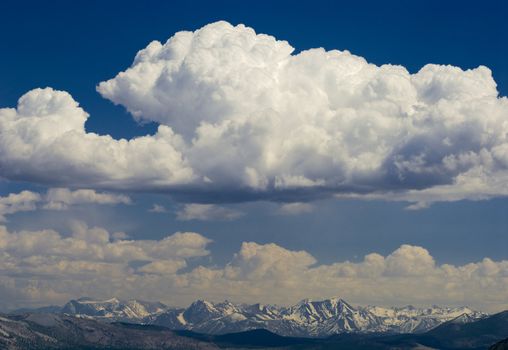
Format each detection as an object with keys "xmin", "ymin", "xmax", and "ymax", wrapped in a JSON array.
[
  {"xmin": 0, "ymin": 189, "xmax": 130, "ymax": 221},
  {"xmin": 1, "ymin": 21, "xmax": 508, "ymax": 206},
  {"xmin": 0, "ymin": 224, "xmax": 506, "ymax": 312}
]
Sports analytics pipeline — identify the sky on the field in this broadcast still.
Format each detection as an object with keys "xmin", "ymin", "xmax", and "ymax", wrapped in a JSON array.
[{"xmin": 0, "ymin": 0, "xmax": 507, "ymax": 312}]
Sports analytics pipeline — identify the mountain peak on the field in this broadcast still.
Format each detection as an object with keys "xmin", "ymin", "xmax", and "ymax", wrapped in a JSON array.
[
  {"xmin": 450, "ymin": 313, "xmax": 475, "ymax": 324},
  {"xmin": 189, "ymin": 299, "xmax": 215, "ymax": 309}
]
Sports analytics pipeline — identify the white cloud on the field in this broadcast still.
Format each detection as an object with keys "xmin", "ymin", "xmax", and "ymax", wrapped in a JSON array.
[
  {"xmin": 225, "ymin": 242, "xmax": 317, "ymax": 281},
  {"xmin": 1, "ymin": 21, "xmax": 508, "ymax": 205},
  {"xmin": 0, "ymin": 224, "xmax": 507, "ymax": 312},
  {"xmin": 405, "ymin": 201, "xmax": 431, "ymax": 210},
  {"xmin": 176, "ymin": 203, "xmax": 244, "ymax": 221},
  {"xmin": 0, "ymin": 188, "xmax": 131, "ymax": 221},
  {"xmin": 277, "ymin": 202, "xmax": 314, "ymax": 215}
]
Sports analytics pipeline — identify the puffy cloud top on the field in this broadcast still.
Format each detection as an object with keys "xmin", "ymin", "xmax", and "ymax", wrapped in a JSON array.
[
  {"xmin": 226, "ymin": 242, "xmax": 317, "ymax": 280},
  {"xmin": 1, "ymin": 21, "xmax": 508, "ymax": 204}
]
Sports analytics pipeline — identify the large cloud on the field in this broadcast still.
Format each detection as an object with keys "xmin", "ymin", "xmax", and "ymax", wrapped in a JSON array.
[
  {"xmin": 0, "ymin": 224, "xmax": 506, "ymax": 312},
  {"xmin": 1, "ymin": 21, "xmax": 508, "ymax": 205}
]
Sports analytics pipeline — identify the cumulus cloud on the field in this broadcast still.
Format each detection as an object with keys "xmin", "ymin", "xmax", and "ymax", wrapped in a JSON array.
[
  {"xmin": 1, "ymin": 21, "xmax": 508, "ymax": 206},
  {"xmin": 225, "ymin": 242, "xmax": 317, "ymax": 281},
  {"xmin": 176, "ymin": 203, "xmax": 244, "ymax": 221},
  {"xmin": 0, "ymin": 188, "xmax": 131, "ymax": 221},
  {"xmin": 0, "ymin": 224, "xmax": 506, "ymax": 312}
]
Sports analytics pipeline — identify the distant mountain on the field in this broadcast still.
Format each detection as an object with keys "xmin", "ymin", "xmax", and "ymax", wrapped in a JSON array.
[
  {"xmin": 320, "ymin": 311, "xmax": 508, "ymax": 350},
  {"xmin": 9, "ymin": 305, "xmax": 62, "ymax": 315},
  {"xmin": 421, "ymin": 310, "xmax": 508, "ymax": 349},
  {"xmin": 11, "ymin": 297, "xmax": 487, "ymax": 338},
  {"xmin": 60, "ymin": 297, "xmax": 170, "ymax": 322},
  {"xmin": 150, "ymin": 297, "xmax": 486, "ymax": 337},
  {"xmin": 364, "ymin": 304, "xmax": 483, "ymax": 334},
  {"xmin": 0, "ymin": 313, "xmax": 217, "ymax": 350}
]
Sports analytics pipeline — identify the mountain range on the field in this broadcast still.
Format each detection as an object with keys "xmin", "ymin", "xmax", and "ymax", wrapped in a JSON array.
[
  {"xmin": 12, "ymin": 297, "xmax": 487, "ymax": 337},
  {"xmin": 1, "ymin": 310, "xmax": 508, "ymax": 350}
]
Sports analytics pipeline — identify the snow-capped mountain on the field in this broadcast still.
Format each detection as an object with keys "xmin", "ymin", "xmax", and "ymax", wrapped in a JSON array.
[
  {"xmin": 22, "ymin": 297, "xmax": 486, "ymax": 338},
  {"xmin": 60, "ymin": 297, "xmax": 169, "ymax": 322},
  {"xmin": 149, "ymin": 297, "xmax": 487, "ymax": 337},
  {"xmin": 364, "ymin": 304, "xmax": 483, "ymax": 333},
  {"xmin": 1, "ymin": 310, "xmax": 506, "ymax": 350}
]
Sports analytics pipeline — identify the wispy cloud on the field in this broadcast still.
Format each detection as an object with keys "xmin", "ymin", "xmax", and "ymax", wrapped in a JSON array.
[
  {"xmin": 176, "ymin": 204, "xmax": 244, "ymax": 221},
  {"xmin": 148, "ymin": 204, "xmax": 168, "ymax": 213},
  {"xmin": 277, "ymin": 202, "xmax": 314, "ymax": 215}
]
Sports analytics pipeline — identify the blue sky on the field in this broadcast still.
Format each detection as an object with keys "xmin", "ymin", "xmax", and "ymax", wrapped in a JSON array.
[{"xmin": 0, "ymin": 0, "xmax": 507, "ymax": 310}]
